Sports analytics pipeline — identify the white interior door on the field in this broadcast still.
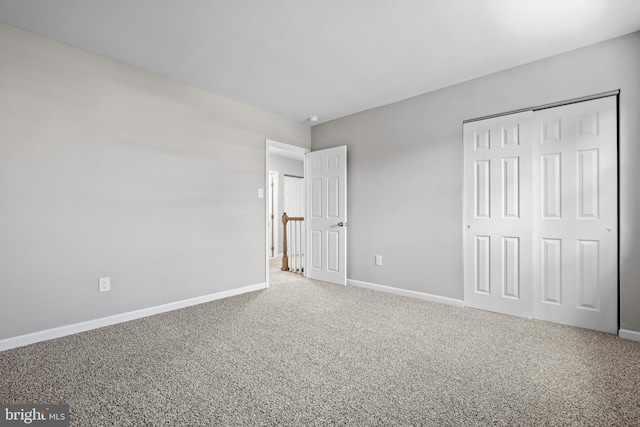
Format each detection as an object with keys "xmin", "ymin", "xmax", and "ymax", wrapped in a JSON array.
[
  {"xmin": 306, "ymin": 146, "xmax": 347, "ymax": 285},
  {"xmin": 463, "ymin": 111, "xmax": 534, "ymax": 318},
  {"xmin": 284, "ymin": 176, "xmax": 305, "ymax": 217},
  {"xmin": 532, "ymin": 96, "xmax": 618, "ymax": 333}
]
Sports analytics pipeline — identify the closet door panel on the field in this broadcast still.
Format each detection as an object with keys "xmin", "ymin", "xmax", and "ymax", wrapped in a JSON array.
[
  {"xmin": 533, "ymin": 96, "xmax": 618, "ymax": 333},
  {"xmin": 463, "ymin": 111, "xmax": 534, "ymax": 318}
]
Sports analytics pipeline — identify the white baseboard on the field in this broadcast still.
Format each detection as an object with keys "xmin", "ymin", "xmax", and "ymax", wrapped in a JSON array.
[
  {"xmin": 0, "ymin": 282, "xmax": 266, "ymax": 352},
  {"xmin": 618, "ymin": 329, "xmax": 640, "ymax": 342},
  {"xmin": 347, "ymin": 279, "xmax": 464, "ymax": 307}
]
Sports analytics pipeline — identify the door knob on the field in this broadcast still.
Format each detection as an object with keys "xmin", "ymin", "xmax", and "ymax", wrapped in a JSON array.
[{"xmin": 337, "ymin": 222, "xmax": 347, "ymax": 227}]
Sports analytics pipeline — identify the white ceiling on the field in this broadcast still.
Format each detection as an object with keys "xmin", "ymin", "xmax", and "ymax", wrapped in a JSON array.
[{"xmin": 1, "ymin": 0, "xmax": 640, "ymax": 125}]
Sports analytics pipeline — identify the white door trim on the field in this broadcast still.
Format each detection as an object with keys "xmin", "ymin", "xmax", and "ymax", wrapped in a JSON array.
[{"xmin": 268, "ymin": 170, "xmax": 279, "ymax": 258}]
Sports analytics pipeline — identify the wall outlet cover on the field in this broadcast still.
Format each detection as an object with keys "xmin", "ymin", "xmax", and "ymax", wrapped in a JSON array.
[{"xmin": 99, "ymin": 277, "xmax": 111, "ymax": 293}]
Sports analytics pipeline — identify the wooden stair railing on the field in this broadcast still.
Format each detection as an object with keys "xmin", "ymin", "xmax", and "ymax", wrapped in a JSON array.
[{"xmin": 281, "ymin": 212, "xmax": 304, "ymax": 274}]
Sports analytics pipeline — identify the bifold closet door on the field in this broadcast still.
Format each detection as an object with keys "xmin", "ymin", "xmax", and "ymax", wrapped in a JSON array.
[
  {"xmin": 533, "ymin": 96, "xmax": 618, "ymax": 333},
  {"xmin": 463, "ymin": 111, "xmax": 534, "ymax": 318}
]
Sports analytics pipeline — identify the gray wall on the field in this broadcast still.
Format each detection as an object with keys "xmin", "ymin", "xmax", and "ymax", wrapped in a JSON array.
[
  {"xmin": 312, "ymin": 31, "xmax": 640, "ymax": 333},
  {"xmin": 0, "ymin": 24, "xmax": 310, "ymax": 341},
  {"xmin": 267, "ymin": 154, "xmax": 304, "ymax": 254}
]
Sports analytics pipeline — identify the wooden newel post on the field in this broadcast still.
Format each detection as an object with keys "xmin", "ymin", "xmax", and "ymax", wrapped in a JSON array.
[{"xmin": 281, "ymin": 213, "xmax": 289, "ymax": 271}]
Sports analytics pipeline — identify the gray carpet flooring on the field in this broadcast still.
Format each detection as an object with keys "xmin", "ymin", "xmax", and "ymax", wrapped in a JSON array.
[{"xmin": 2, "ymin": 259, "xmax": 640, "ymax": 426}]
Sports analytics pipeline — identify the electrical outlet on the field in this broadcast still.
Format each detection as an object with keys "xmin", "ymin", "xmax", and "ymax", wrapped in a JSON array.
[
  {"xmin": 99, "ymin": 277, "xmax": 111, "ymax": 293},
  {"xmin": 258, "ymin": 188, "xmax": 264, "ymax": 198},
  {"xmin": 375, "ymin": 255, "xmax": 383, "ymax": 266}
]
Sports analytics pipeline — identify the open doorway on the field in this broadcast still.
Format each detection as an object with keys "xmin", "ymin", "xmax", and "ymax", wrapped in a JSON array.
[{"xmin": 265, "ymin": 140, "xmax": 309, "ymax": 288}]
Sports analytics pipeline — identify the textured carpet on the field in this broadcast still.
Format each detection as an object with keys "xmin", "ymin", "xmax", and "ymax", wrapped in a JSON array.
[{"xmin": 1, "ymin": 259, "xmax": 640, "ymax": 426}]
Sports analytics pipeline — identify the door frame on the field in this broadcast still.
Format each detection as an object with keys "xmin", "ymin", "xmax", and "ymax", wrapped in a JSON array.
[
  {"xmin": 268, "ymin": 170, "xmax": 279, "ymax": 258},
  {"xmin": 265, "ymin": 139, "xmax": 310, "ymax": 288}
]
